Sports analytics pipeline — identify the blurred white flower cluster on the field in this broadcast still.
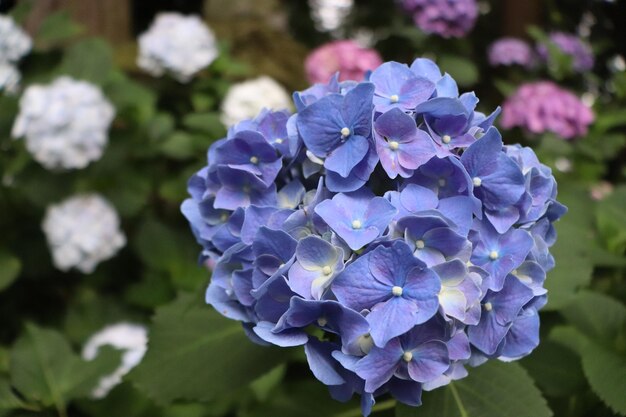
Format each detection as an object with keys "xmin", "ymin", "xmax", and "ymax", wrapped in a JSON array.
[
  {"xmin": 138, "ymin": 12, "xmax": 218, "ymax": 83},
  {"xmin": 220, "ymin": 76, "xmax": 292, "ymax": 126},
  {"xmin": 42, "ymin": 194, "xmax": 126, "ymax": 274},
  {"xmin": 308, "ymin": 0, "xmax": 354, "ymax": 35},
  {"xmin": 12, "ymin": 76, "xmax": 115, "ymax": 170},
  {"xmin": 0, "ymin": 15, "xmax": 32, "ymax": 94},
  {"xmin": 82, "ymin": 323, "xmax": 148, "ymax": 398}
]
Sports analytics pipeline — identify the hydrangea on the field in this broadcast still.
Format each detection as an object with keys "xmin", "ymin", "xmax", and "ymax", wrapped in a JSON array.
[
  {"xmin": 220, "ymin": 76, "xmax": 292, "ymax": 127},
  {"xmin": 309, "ymin": 0, "xmax": 354, "ymax": 35},
  {"xmin": 537, "ymin": 31, "xmax": 594, "ymax": 72},
  {"xmin": 82, "ymin": 323, "xmax": 148, "ymax": 398},
  {"xmin": 488, "ymin": 38, "xmax": 535, "ymax": 68},
  {"xmin": 0, "ymin": 62, "xmax": 21, "ymax": 94},
  {"xmin": 305, "ymin": 40, "xmax": 383, "ymax": 84},
  {"xmin": 12, "ymin": 77, "xmax": 115, "ymax": 169},
  {"xmin": 400, "ymin": 0, "xmax": 478, "ymax": 38},
  {"xmin": 501, "ymin": 81, "xmax": 594, "ymax": 139},
  {"xmin": 182, "ymin": 58, "xmax": 565, "ymax": 415},
  {"xmin": 138, "ymin": 12, "xmax": 218, "ymax": 83},
  {"xmin": 0, "ymin": 15, "xmax": 32, "ymax": 93},
  {"xmin": 42, "ymin": 194, "xmax": 126, "ymax": 273}
]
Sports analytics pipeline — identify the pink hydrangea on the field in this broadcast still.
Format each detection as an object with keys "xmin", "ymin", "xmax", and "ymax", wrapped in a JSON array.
[
  {"xmin": 304, "ymin": 40, "xmax": 383, "ymax": 84},
  {"xmin": 501, "ymin": 81, "xmax": 594, "ymax": 139}
]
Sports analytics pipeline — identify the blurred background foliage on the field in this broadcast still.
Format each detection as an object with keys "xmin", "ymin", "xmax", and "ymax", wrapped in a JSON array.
[{"xmin": 0, "ymin": 0, "xmax": 625, "ymax": 417}]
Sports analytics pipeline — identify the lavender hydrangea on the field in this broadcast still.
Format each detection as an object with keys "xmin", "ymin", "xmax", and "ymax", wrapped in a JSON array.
[
  {"xmin": 182, "ymin": 58, "xmax": 565, "ymax": 415},
  {"xmin": 501, "ymin": 81, "xmax": 594, "ymax": 139},
  {"xmin": 488, "ymin": 38, "xmax": 535, "ymax": 68},
  {"xmin": 400, "ymin": 0, "xmax": 478, "ymax": 38},
  {"xmin": 537, "ymin": 31, "xmax": 594, "ymax": 72}
]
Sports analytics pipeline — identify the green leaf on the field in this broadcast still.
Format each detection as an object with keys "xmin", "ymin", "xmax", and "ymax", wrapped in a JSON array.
[
  {"xmin": 160, "ymin": 132, "xmax": 197, "ymax": 160},
  {"xmin": 596, "ymin": 186, "xmax": 626, "ymax": 254},
  {"xmin": 182, "ymin": 113, "xmax": 227, "ymax": 138},
  {"xmin": 58, "ymin": 38, "xmax": 114, "ymax": 85},
  {"xmin": 0, "ymin": 251, "xmax": 21, "ymax": 292},
  {"xmin": 560, "ymin": 291, "xmax": 626, "ymax": 347},
  {"xmin": 0, "ymin": 377, "xmax": 28, "ymax": 411},
  {"xmin": 580, "ymin": 343, "xmax": 626, "ymax": 415},
  {"xmin": 9, "ymin": 324, "xmax": 120, "ymax": 412},
  {"xmin": 543, "ymin": 185, "xmax": 595, "ymax": 310},
  {"xmin": 133, "ymin": 219, "xmax": 208, "ymax": 291},
  {"xmin": 250, "ymin": 364, "xmax": 286, "ymax": 402},
  {"xmin": 438, "ymin": 56, "xmax": 478, "ymax": 87},
  {"xmin": 519, "ymin": 340, "xmax": 585, "ymax": 397},
  {"xmin": 35, "ymin": 11, "xmax": 83, "ymax": 48},
  {"xmin": 396, "ymin": 361, "xmax": 551, "ymax": 417},
  {"xmin": 130, "ymin": 293, "xmax": 287, "ymax": 404}
]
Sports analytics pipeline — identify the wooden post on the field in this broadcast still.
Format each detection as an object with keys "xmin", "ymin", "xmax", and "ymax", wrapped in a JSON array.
[
  {"xmin": 23, "ymin": 0, "xmax": 132, "ymax": 45},
  {"xmin": 502, "ymin": 0, "xmax": 543, "ymax": 38}
]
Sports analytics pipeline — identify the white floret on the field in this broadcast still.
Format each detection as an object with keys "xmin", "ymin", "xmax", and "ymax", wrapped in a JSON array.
[
  {"xmin": 82, "ymin": 323, "xmax": 148, "ymax": 399},
  {"xmin": 12, "ymin": 77, "xmax": 115, "ymax": 169},
  {"xmin": 137, "ymin": 12, "xmax": 218, "ymax": 83},
  {"xmin": 42, "ymin": 194, "xmax": 126, "ymax": 273},
  {"xmin": 220, "ymin": 76, "xmax": 292, "ymax": 126},
  {"xmin": 0, "ymin": 62, "xmax": 21, "ymax": 94},
  {"xmin": 0, "ymin": 15, "xmax": 32, "ymax": 93},
  {"xmin": 0, "ymin": 15, "xmax": 31, "ymax": 63}
]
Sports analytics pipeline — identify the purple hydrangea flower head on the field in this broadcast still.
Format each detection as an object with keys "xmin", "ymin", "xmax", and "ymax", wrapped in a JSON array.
[
  {"xmin": 537, "ymin": 31, "xmax": 594, "ymax": 72},
  {"xmin": 182, "ymin": 57, "xmax": 566, "ymax": 415},
  {"xmin": 401, "ymin": 0, "xmax": 479, "ymax": 38},
  {"xmin": 501, "ymin": 81, "xmax": 594, "ymax": 139},
  {"xmin": 488, "ymin": 38, "xmax": 535, "ymax": 68}
]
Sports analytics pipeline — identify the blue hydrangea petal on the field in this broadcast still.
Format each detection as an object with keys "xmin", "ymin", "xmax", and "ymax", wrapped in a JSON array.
[
  {"xmin": 499, "ymin": 308, "xmax": 540, "ymax": 360},
  {"xmin": 304, "ymin": 337, "xmax": 346, "ymax": 385},
  {"xmin": 368, "ymin": 296, "xmax": 420, "ymax": 346},
  {"xmin": 354, "ymin": 338, "xmax": 403, "ymax": 392},
  {"xmin": 406, "ymin": 340, "xmax": 450, "ymax": 383},
  {"xmin": 409, "ymin": 58, "xmax": 442, "ymax": 82},
  {"xmin": 253, "ymin": 321, "xmax": 308, "ymax": 347},
  {"xmin": 332, "ymin": 254, "xmax": 391, "ymax": 312},
  {"xmin": 325, "ymin": 135, "xmax": 371, "ymax": 178}
]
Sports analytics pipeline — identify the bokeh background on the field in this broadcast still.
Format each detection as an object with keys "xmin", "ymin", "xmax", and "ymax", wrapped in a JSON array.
[{"xmin": 0, "ymin": 1, "xmax": 625, "ymax": 417}]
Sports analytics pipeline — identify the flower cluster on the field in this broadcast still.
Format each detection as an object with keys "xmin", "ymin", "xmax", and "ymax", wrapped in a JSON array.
[
  {"xmin": 537, "ymin": 31, "xmax": 594, "ymax": 72},
  {"xmin": 42, "ymin": 194, "xmax": 126, "ymax": 274},
  {"xmin": 308, "ymin": 0, "xmax": 354, "ymax": 35},
  {"xmin": 400, "ymin": 0, "xmax": 478, "ymax": 38},
  {"xmin": 12, "ymin": 77, "xmax": 115, "ymax": 169},
  {"xmin": 138, "ymin": 12, "xmax": 218, "ymax": 83},
  {"xmin": 220, "ymin": 76, "xmax": 292, "ymax": 127},
  {"xmin": 0, "ymin": 15, "xmax": 32, "ymax": 94},
  {"xmin": 305, "ymin": 40, "xmax": 383, "ymax": 84},
  {"xmin": 82, "ymin": 323, "xmax": 148, "ymax": 398},
  {"xmin": 183, "ymin": 58, "xmax": 565, "ymax": 415},
  {"xmin": 501, "ymin": 81, "xmax": 594, "ymax": 139},
  {"xmin": 488, "ymin": 37, "xmax": 535, "ymax": 68}
]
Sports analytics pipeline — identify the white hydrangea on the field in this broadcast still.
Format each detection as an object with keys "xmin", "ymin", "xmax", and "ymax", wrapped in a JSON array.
[
  {"xmin": 42, "ymin": 194, "xmax": 126, "ymax": 274},
  {"xmin": 12, "ymin": 77, "xmax": 115, "ymax": 170},
  {"xmin": 82, "ymin": 323, "xmax": 148, "ymax": 399},
  {"xmin": 0, "ymin": 62, "xmax": 20, "ymax": 94},
  {"xmin": 138, "ymin": 12, "xmax": 218, "ymax": 83},
  {"xmin": 220, "ymin": 76, "xmax": 292, "ymax": 127},
  {"xmin": 0, "ymin": 15, "xmax": 32, "ymax": 93}
]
